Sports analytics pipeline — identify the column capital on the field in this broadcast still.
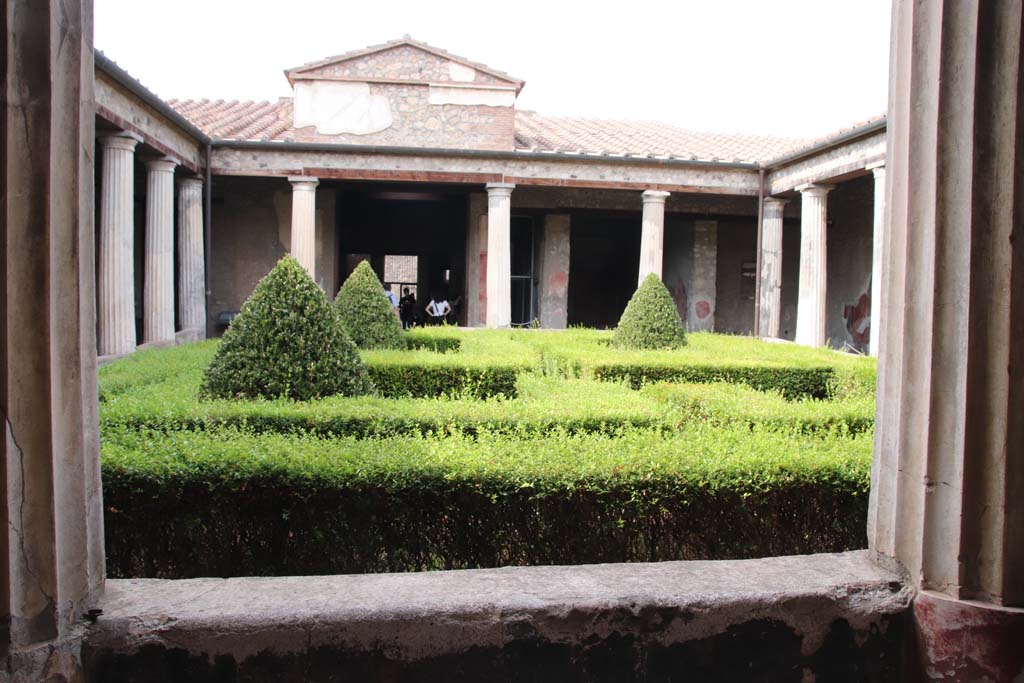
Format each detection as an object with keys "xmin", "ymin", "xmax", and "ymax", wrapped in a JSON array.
[
  {"xmin": 485, "ymin": 182, "xmax": 515, "ymax": 197},
  {"xmin": 98, "ymin": 133, "xmax": 140, "ymax": 152},
  {"xmin": 178, "ymin": 176, "xmax": 204, "ymax": 189},
  {"xmin": 764, "ymin": 196, "xmax": 789, "ymax": 207},
  {"xmin": 796, "ymin": 183, "xmax": 834, "ymax": 197},
  {"xmin": 870, "ymin": 164, "xmax": 887, "ymax": 180},
  {"xmin": 764, "ymin": 196, "xmax": 788, "ymax": 219},
  {"xmin": 641, "ymin": 189, "xmax": 670, "ymax": 204},
  {"xmin": 289, "ymin": 176, "xmax": 319, "ymax": 189},
  {"xmin": 144, "ymin": 157, "xmax": 178, "ymax": 174}
]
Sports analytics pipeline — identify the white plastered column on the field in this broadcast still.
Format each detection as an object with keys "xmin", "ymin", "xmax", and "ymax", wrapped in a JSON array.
[
  {"xmin": 759, "ymin": 197, "xmax": 787, "ymax": 339},
  {"xmin": 143, "ymin": 158, "xmax": 178, "ymax": 343},
  {"xmin": 289, "ymin": 177, "xmax": 319, "ymax": 279},
  {"xmin": 485, "ymin": 182, "xmax": 514, "ymax": 328},
  {"xmin": 795, "ymin": 184, "xmax": 832, "ymax": 347},
  {"xmin": 177, "ymin": 177, "xmax": 206, "ymax": 332},
  {"xmin": 97, "ymin": 133, "xmax": 139, "ymax": 356},
  {"xmin": 638, "ymin": 190, "xmax": 670, "ymax": 286},
  {"xmin": 868, "ymin": 163, "xmax": 886, "ymax": 357}
]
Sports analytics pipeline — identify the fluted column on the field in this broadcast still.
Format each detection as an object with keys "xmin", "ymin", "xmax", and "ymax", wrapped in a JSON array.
[
  {"xmin": 759, "ymin": 197, "xmax": 787, "ymax": 338},
  {"xmin": 143, "ymin": 158, "xmax": 177, "ymax": 343},
  {"xmin": 177, "ymin": 177, "xmax": 206, "ymax": 332},
  {"xmin": 289, "ymin": 177, "xmax": 319, "ymax": 278},
  {"xmin": 97, "ymin": 134, "xmax": 139, "ymax": 356},
  {"xmin": 638, "ymin": 190, "xmax": 670, "ymax": 286},
  {"xmin": 485, "ymin": 183, "xmax": 514, "ymax": 328},
  {"xmin": 868, "ymin": 163, "xmax": 886, "ymax": 357},
  {"xmin": 871, "ymin": 0, "xmax": 1023, "ymax": 675},
  {"xmin": 795, "ymin": 184, "xmax": 832, "ymax": 347}
]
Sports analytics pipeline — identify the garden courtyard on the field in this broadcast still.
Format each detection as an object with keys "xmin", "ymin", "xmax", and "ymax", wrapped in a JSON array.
[{"xmin": 99, "ymin": 260, "xmax": 876, "ymax": 580}]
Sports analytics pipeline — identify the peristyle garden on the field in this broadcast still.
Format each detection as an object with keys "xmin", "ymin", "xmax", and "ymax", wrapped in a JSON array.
[{"xmin": 99, "ymin": 258, "xmax": 876, "ymax": 579}]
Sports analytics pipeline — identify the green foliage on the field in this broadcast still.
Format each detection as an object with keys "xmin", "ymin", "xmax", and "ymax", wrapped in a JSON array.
[
  {"xmin": 642, "ymin": 381, "xmax": 875, "ymax": 436},
  {"xmin": 612, "ymin": 274, "xmax": 686, "ymax": 350},
  {"xmin": 199, "ymin": 256, "xmax": 372, "ymax": 401},
  {"xmin": 334, "ymin": 260, "xmax": 406, "ymax": 350},
  {"xmin": 102, "ymin": 425, "xmax": 872, "ymax": 578},
  {"xmin": 594, "ymin": 363, "xmax": 835, "ymax": 399}
]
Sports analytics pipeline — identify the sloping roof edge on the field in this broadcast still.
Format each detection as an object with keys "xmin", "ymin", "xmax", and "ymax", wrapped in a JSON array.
[
  {"xmin": 94, "ymin": 50, "xmax": 211, "ymax": 145},
  {"xmin": 762, "ymin": 116, "xmax": 887, "ymax": 170}
]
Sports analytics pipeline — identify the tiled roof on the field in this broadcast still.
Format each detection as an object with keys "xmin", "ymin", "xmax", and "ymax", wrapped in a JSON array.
[
  {"xmin": 168, "ymin": 98, "xmax": 294, "ymax": 141},
  {"xmin": 514, "ymin": 111, "xmax": 807, "ymax": 163},
  {"xmin": 168, "ymin": 98, "xmax": 810, "ymax": 164}
]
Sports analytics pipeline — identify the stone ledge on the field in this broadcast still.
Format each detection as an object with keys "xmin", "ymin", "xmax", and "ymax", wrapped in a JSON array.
[{"xmin": 84, "ymin": 551, "xmax": 911, "ymax": 681}]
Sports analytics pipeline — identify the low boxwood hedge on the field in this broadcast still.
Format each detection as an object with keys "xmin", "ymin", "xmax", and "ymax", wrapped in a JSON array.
[
  {"xmin": 594, "ymin": 363, "xmax": 836, "ymax": 399},
  {"xmin": 102, "ymin": 425, "xmax": 872, "ymax": 578}
]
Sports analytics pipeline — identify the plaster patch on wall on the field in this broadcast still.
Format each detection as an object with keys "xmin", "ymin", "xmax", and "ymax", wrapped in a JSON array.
[
  {"xmin": 448, "ymin": 61, "xmax": 477, "ymax": 82},
  {"xmin": 293, "ymin": 81, "xmax": 393, "ymax": 135},
  {"xmin": 428, "ymin": 85, "xmax": 516, "ymax": 107}
]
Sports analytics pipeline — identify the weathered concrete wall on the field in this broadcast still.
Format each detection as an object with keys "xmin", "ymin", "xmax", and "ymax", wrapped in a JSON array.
[
  {"xmin": 689, "ymin": 221, "xmax": 718, "ymax": 332},
  {"xmin": 825, "ymin": 175, "xmax": 874, "ymax": 351},
  {"xmin": 208, "ymin": 177, "xmax": 336, "ymax": 332},
  {"xmin": 766, "ymin": 131, "xmax": 885, "ymax": 195},
  {"xmin": 96, "ymin": 70, "xmax": 204, "ymax": 172},
  {"xmin": 212, "ymin": 147, "xmax": 761, "ymax": 196},
  {"xmin": 84, "ymin": 552, "xmax": 911, "ymax": 682},
  {"xmin": 537, "ymin": 214, "xmax": 571, "ymax": 329},
  {"xmin": 778, "ymin": 221, "xmax": 801, "ymax": 341},
  {"xmin": 662, "ymin": 216, "xmax": 694, "ymax": 324},
  {"xmin": 714, "ymin": 220, "xmax": 758, "ymax": 335}
]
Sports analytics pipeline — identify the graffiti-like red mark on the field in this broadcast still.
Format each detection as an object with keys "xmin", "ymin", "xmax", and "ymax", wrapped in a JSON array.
[
  {"xmin": 843, "ymin": 292, "xmax": 871, "ymax": 348},
  {"xmin": 547, "ymin": 270, "xmax": 568, "ymax": 297},
  {"xmin": 696, "ymin": 301, "xmax": 711, "ymax": 319}
]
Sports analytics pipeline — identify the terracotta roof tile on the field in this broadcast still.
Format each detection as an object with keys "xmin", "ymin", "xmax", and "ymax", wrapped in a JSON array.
[{"xmin": 168, "ymin": 99, "xmax": 814, "ymax": 163}]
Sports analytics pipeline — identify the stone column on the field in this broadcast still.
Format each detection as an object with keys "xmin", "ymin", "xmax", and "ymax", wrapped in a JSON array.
[
  {"xmin": 868, "ymin": 163, "xmax": 886, "ymax": 357},
  {"xmin": 871, "ymin": 0, "xmax": 1023, "ymax": 677},
  {"xmin": 143, "ymin": 158, "xmax": 177, "ymax": 343},
  {"xmin": 689, "ymin": 220, "xmax": 718, "ymax": 332},
  {"xmin": 97, "ymin": 134, "xmax": 139, "ymax": 356},
  {"xmin": 759, "ymin": 197, "xmax": 787, "ymax": 338},
  {"xmin": 485, "ymin": 182, "xmax": 514, "ymax": 328},
  {"xmin": 177, "ymin": 177, "xmax": 206, "ymax": 333},
  {"xmin": 795, "ymin": 184, "xmax": 832, "ymax": 347},
  {"xmin": 3, "ymin": 1, "xmax": 103, "ymax": 677},
  {"xmin": 538, "ymin": 214, "xmax": 571, "ymax": 329},
  {"xmin": 465, "ymin": 192, "xmax": 488, "ymax": 327},
  {"xmin": 638, "ymin": 190, "xmax": 670, "ymax": 286},
  {"xmin": 289, "ymin": 177, "xmax": 319, "ymax": 279}
]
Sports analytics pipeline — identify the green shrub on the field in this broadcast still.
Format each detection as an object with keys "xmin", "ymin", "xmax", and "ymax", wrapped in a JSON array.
[
  {"xmin": 643, "ymin": 381, "xmax": 875, "ymax": 435},
  {"xmin": 199, "ymin": 256, "xmax": 372, "ymax": 401},
  {"xmin": 594, "ymin": 363, "xmax": 835, "ymax": 399},
  {"xmin": 612, "ymin": 274, "xmax": 686, "ymax": 350},
  {"xmin": 406, "ymin": 331, "xmax": 461, "ymax": 353},
  {"xmin": 102, "ymin": 425, "xmax": 872, "ymax": 578},
  {"xmin": 334, "ymin": 260, "xmax": 405, "ymax": 350}
]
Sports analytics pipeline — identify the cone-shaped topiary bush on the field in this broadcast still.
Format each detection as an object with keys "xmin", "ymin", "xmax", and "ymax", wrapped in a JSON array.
[
  {"xmin": 612, "ymin": 273, "xmax": 687, "ymax": 350},
  {"xmin": 334, "ymin": 260, "xmax": 406, "ymax": 350},
  {"xmin": 200, "ymin": 255, "xmax": 373, "ymax": 400}
]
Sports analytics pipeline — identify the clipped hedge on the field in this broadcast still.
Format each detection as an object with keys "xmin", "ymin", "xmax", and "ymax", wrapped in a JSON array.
[
  {"xmin": 405, "ymin": 334, "xmax": 461, "ymax": 353},
  {"xmin": 612, "ymin": 273, "xmax": 686, "ymax": 350},
  {"xmin": 102, "ymin": 426, "xmax": 872, "ymax": 578},
  {"xmin": 200, "ymin": 256, "xmax": 372, "ymax": 400},
  {"xmin": 593, "ymin": 363, "xmax": 835, "ymax": 399},
  {"xmin": 643, "ymin": 382, "xmax": 875, "ymax": 436},
  {"xmin": 366, "ymin": 362, "xmax": 520, "ymax": 398},
  {"xmin": 334, "ymin": 260, "xmax": 406, "ymax": 350}
]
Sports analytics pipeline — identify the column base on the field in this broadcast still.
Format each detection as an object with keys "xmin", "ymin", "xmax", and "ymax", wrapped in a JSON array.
[{"xmin": 909, "ymin": 591, "xmax": 1024, "ymax": 681}]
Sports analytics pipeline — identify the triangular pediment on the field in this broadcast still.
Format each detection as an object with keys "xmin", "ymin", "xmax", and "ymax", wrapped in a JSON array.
[{"xmin": 285, "ymin": 37, "xmax": 524, "ymax": 93}]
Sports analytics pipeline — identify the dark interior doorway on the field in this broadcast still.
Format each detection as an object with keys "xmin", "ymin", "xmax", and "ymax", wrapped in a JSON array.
[
  {"xmin": 567, "ymin": 213, "xmax": 641, "ymax": 329},
  {"xmin": 336, "ymin": 185, "xmax": 467, "ymax": 325},
  {"xmin": 510, "ymin": 215, "xmax": 538, "ymax": 326}
]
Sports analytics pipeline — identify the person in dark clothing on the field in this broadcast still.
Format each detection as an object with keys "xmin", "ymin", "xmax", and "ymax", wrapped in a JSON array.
[{"xmin": 398, "ymin": 287, "xmax": 417, "ymax": 329}]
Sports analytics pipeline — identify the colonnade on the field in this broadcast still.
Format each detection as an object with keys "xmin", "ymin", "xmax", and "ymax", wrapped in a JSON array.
[
  {"xmin": 96, "ymin": 133, "xmax": 206, "ymax": 356},
  {"xmin": 758, "ymin": 165, "xmax": 887, "ymax": 353}
]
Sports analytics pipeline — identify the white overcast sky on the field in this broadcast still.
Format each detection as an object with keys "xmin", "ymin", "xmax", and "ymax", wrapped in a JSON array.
[{"xmin": 94, "ymin": 0, "xmax": 890, "ymax": 139}]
